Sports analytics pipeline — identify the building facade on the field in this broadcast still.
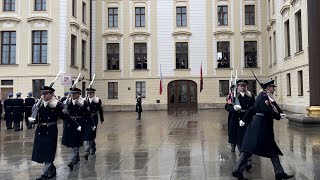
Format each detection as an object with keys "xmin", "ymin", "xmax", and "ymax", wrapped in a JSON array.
[{"xmin": 0, "ymin": 0, "xmax": 310, "ymax": 113}]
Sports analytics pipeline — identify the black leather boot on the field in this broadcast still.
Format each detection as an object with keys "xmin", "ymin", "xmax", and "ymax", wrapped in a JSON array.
[
  {"xmin": 67, "ymin": 162, "xmax": 74, "ymax": 170},
  {"xmin": 232, "ymin": 171, "xmax": 248, "ymax": 180}
]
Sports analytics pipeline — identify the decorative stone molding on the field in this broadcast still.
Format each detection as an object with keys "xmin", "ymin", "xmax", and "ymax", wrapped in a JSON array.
[
  {"xmin": 103, "ymin": 31, "xmax": 123, "ymax": 41},
  {"xmin": 130, "ymin": 31, "xmax": 151, "ymax": 36},
  {"xmin": 81, "ymin": 29, "xmax": 89, "ymax": 39},
  {"xmin": 240, "ymin": 30, "xmax": 261, "ymax": 35},
  {"xmin": 27, "ymin": 17, "xmax": 52, "ymax": 27},
  {"xmin": 270, "ymin": 18, "xmax": 276, "ymax": 26},
  {"xmin": 280, "ymin": 5, "xmax": 290, "ymax": 14},
  {"xmin": 213, "ymin": 30, "xmax": 234, "ymax": 36},
  {"xmin": 0, "ymin": 17, "xmax": 20, "ymax": 27},
  {"xmin": 267, "ymin": 25, "xmax": 271, "ymax": 31},
  {"xmin": 172, "ymin": 31, "xmax": 192, "ymax": 36},
  {"xmin": 70, "ymin": 21, "xmax": 80, "ymax": 30}
]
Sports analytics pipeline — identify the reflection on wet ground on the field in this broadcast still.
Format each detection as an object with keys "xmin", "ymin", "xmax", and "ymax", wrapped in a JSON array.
[{"xmin": 0, "ymin": 109, "xmax": 320, "ymax": 179}]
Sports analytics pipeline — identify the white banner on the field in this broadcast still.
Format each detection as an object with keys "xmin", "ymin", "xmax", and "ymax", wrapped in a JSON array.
[{"xmin": 61, "ymin": 73, "xmax": 72, "ymax": 86}]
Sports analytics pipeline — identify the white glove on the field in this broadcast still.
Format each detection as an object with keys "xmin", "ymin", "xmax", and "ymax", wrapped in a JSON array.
[
  {"xmin": 233, "ymin": 105, "xmax": 242, "ymax": 111},
  {"xmin": 280, "ymin": 113, "xmax": 286, "ymax": 119},
  {"xmin": 239, "ymin": 120, "xmax": 245, "ymax": 127},
  {"xmin": 77, "ymin": 126, "xmax": 82, "ymax": 131},
  {"xmin": 92, "ymin": 126, "xmax": 96, "ymax": 131},
  {"xmin": 28, "ymin": 117, "xmax": 36, "ymax": 124}
]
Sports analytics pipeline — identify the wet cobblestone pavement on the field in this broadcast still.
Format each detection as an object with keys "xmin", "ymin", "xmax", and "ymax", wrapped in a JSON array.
[{"xmin": 1, "ymin": 109, "xmax": 320, "ymax": 180}]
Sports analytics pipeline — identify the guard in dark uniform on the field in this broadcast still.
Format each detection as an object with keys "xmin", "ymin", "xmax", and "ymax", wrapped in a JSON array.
[
  {"xmin": 232, "ymin": 80, "xmax": 293, "ymax": 180},
  {"xmin": 62, "ymin": 87, "xmax": 88, "ymax": 170},
  {"xmin": 60, "ymin": 92, "xmax": 69, "ymax": 103},
  {"xmin": 83, "ymin": 87, "xmax": 104, "ymax": 160},
  {"xmin": 225, "ymin": 85, "xmax": 235, "ymax": 152},
  {"xmin": 136, "ymin": 93, "xmax": 142, "ymax": 120},
  {"xmin": 4, "ymin": 93, "xmax": 14, "ymax": 129},
  {"xmin": 25, "ymin": 92, "xmax": 36, "ymax": 129},
  {"xmin": 29, "ymin": 86, "xmax": 62, "ymax": 180},
  {"xmin": 12, "ymin": 92, "xmax": 24, "ymax": 131}
]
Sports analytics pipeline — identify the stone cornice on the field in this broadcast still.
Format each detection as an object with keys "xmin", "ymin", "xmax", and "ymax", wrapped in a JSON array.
[
  {"xmin": 280, "ymin": 5, "xmax": 290, "ymax": 14},
  {"xmin": 0, "ymin": 17, "xmax": 21, "ymax": 22},
  {"xmin": 172, "ymin": 31, "xmax": 192, "ymax": 36},
  {"xmin": 213, "ymin": 30, "xmax": 234, "ymax": 36},
  {"xmin": 240, "ymin": 30, "xmax": 261, "ymax": 35},
  {"xmin": 27, "ymin": 16, "xmax": 52, "ymax": 22},
  {"xmin": 102, "ymin": 31, "xmax": 123, "ymax": 37},
  {"xmin": 130, "ymin": 31, "xmax": 151, "ymax": 36}
]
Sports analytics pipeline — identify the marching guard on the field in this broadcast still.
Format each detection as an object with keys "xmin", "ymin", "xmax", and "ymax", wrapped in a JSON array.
[
  {"xmin": 232, "ymin": 80, "xmax": 293, "ymax": 180},
  {"xmin": 225, "ymin": 85, "xmax": 236, "ymax": 152},
  {"xmin": 84, "ymin": 87, "xmax": 104, "ymax": 160},
  {"xmin": 62, "ymin": 86, "xmax": 87, "ymax": 170},
  {"xmin": 4, "ymin": 93, "xmax": 13, "ymax": 129},
  {"xmin": 25, "ymin": 92, "xmax": 36, "ymax": 129},
  {"xmin": 11, "ymin": 92, "xmax": 24, "ymax": 131},
  {"xmin": 136, "ymin": 93, "xmax": 142, "ymax": 120},
  {"xmin": 29, "ymin": 86, "xmax": 62, "ymax": 180}
]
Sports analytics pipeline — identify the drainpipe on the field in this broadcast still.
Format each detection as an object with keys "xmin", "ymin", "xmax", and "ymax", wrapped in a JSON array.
[{"xmin": 89, "ymin": 0, "xmax": 93, "ymax": 81}]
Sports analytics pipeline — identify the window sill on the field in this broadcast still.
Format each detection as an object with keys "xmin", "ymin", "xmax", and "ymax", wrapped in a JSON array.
[
  {"xmin": 298, "ymin": 94, "xmax": 304, "ymax": 97},
  {"xmin": 287, "ymin": 95, "xmax": 292, "ymax": 97},
  {"xmin": 132, "ymin": 69, "xmax": 149, "ymax": 71},
  {"xmin": 244, "ymin": 67, "xmax": 260, "ymax": 69},
  {"xmin": 108, "ymin": 98, "xmax": 119, "ymax": 100},
  {"xmin": 81, "ymin": 68, "xmax": 88, "ymax": 71},
  {"xmin": 295, "ymin": 50, "xmax": 304, "ymax": 56},
  {"xmin": 215, "ymin": 68, "xmax": 233, "ymax": 70},
  {"xmin": 70, "ymin": 65, "xmax": 79, "ymax": 69},
  {"xmin": 0, "ymin": 64, "xmax": 18, "ymax": 66},
  {"xmin": 28, "ymin": 63, "xmax": 50, "ymax": 66},
  {"xmin": 104, "ymin": 69, "xmax": 122, "ymax": 72},
  {"xmin": 284, "ymin": 56, "xmax": 291, "ymax": 61},
  {"xmin": 174, "ymin": 68, "xmax": 191, "ymax": 71}
]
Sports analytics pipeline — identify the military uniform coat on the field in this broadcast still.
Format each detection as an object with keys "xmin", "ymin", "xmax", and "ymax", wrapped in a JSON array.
[
  {"xmin": 4, "ymin": 98, "xmax": 12, "ymax": 121},
  {"xmin": 226, "ymin": 91, "xmax": 255, "ymax": 147},
  {"xmin": 62, "ymin": 97, "xmax": 87, "ymax": 148},
  {"xmin": 11, "ymin": 98, "xmax": 24, "ymax": 123},
  {"xmin": 241, "ymin": 91, "xmax": 283, "ymax": 158},
  {"xmin": 25, "ymin": 97, "xmax": 36, "ymax": 121},
  {"xmin": 31, "ymin": 98, "xmax": 62, "ymax": 163},
  {"xmin": 135, "ymin": 98, "xmax": 142, "ymax": 113},
  {"xmin": 85, "ymin": 96, "xmax": 104, "ymax": 140}
]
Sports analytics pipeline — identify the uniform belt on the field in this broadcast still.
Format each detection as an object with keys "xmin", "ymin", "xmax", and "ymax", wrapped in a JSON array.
[
  {"xmin": 70, "ymin": 116, "xmax": 83, "ymax": 119},
  {"xmin": 256, "ymin": 113, "xmax": 264, "ymax": 116},
  {"xmin": 39, "ymin": 122, "xmax": 57, "ymax": 126}
]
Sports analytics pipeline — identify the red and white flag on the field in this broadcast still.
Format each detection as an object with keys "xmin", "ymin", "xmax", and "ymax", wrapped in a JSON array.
[
  {"xmin": 200, "ymin": 62, "xmax": 203, "ymax": 92},
  {"xmin": 160, "ymin": 65, "xmax": 163, "ymax": 95}
]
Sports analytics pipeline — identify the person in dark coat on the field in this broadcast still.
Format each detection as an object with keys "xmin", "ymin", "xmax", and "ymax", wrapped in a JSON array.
[
  {"xmin": 62, "ymin": 87, "xmax": 88, "ymax": 170},
  {"xmin": 60, "ymin": 91, "xmax": 69, "ymax": 103},
  {"xmin": 136, "ymin": 93, "xmax": 142, "ymax": 120},
  {"xmin": 25, "ymin": 92, "xmax": 36, "ymax": 129},
  {"xmin": 4, "ymin": 93, "xmax": 14, "ymax": 129},
  {"xmin": 12, "ymin": 92, "xmax": 24, "ymax": 131},
  {"xmin": 232, "ymin": 80, "xmax": 293, "ymax": 180},
  {"xmin": 83, "ymin": 87, "xmax": 104, "ymax": 160},
  {"xmin": 29, "ymin": 86, "xmax": 62, "ymax": 180},
  {"xmin": 225, "ymin": 85, "xmax": 235, "ymax": 152}
]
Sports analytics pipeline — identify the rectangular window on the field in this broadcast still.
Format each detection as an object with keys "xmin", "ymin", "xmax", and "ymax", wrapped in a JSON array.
[
  {"xmin": 245, "ymin": 5, "xmax": 255, "ymax": 25},
  {"xmin": 284, "ymin": 20, "xmax": 291, "ymax": 57},
  {"xmin": 108, "ymin": 82, "xmax": 118, "ymax": 99},
  {"xmin": 268, "ymin": 0, "xmax": 271, "ymax": 19},
  {"xmin": 82, "ymin": 2, "xmax": 86, "ymax": 24},
  {"xmin": 32, "ymin": 79, "xmax": 45, "ymax": 99},
  {"xmin": 247, "ymin": 80, "xmax": 257, "ymax": 96},
  {"xmin": 176, "ymin": 42, "xmax": 188, "ymax": 69},
  {"xmin": 34, "ymin": 0, "xmax": 46, "ymax": 11},
  {"xmin": 298, "ymin": 70, "xmax": 303, "ymax": 96},
  {"xmin": 107, "ymin": 43, "xmax": 120, "ymax": 70},
  {"xmin": 135, "ymin": 7, "xmax": 145, "ymax": 27},
  {"xmin": 108, "ymin": 7, "xmax": 118, "ymax": 27},
  {"xmin": 286, "ymin": 73, "xmax": 291, "ymax": 96},
  {"xmin": 3, "ymin": 0, "xmax": 15, "ymax": 11},
  {"xmin": 72, "ymin": 0, "xmax": 76, "ymax": 17},
  {"xmin": 71, "ymin": 34, "xmax": 77, "ymax": 66},
  {"xmin": 82, "ymin": 82, "xmax": 86, "ymax": 98},
  {"xmin": 1, "ymin": 31, "xmax": 16, "ymax": 64},
  {"xmin": 244, "ymin": 41, "xmax": 257, "ymax": 68},
  {"xmin": 1, "ymin": 80, "xmax": 13, "ymax": 85},
  {"xmin": 295, "ymin": 11, "xmax": 303, "ymax": 52},
  {"xmin": 32, "ymin": 31, "xmax": 47, "ymax": 64},
  {"xmin": 217, "ymin": 41, "xmax": 230, "ymax": 68},
  {"xmin": 272, "ymin": 0, "xmax": 275, "ymax": 14},
  {"xmin": 219, "ymin": 80, "xmax": 229, "ymax": 97},
  {"xmin": 176, "ymin": 6, "xmax": 187, "ymax": 27},
  {"xmin": 81, "ymin": 40, "xmax": 86, "ymax": 69},
  {"xmin": 218, "ymin": 6, "xmax": 228, "ymax": 26},
  {"xmin": 136, "ymin": 81, "xmax": 146, "ymax": 98},
  {"xmin": 269, "ymin": 37, "xmax": 272, "ymax": 66},
  {"xmin": 273, "ymin": 31, "xmax": 277, "ymax": 63},
  {"xmin": 134, "ymin": 43, "xmax": 147, "ymax": 69}
]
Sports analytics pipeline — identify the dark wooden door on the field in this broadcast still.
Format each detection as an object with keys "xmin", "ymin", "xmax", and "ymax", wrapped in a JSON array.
[{"xmin": 168, "ymin": 80, "xmax": 197, "ymax": 109}]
